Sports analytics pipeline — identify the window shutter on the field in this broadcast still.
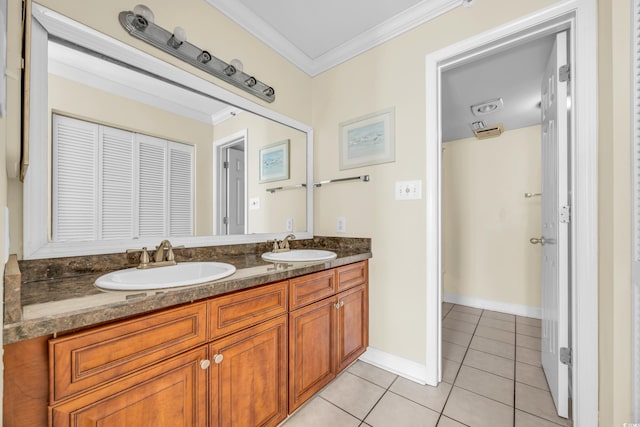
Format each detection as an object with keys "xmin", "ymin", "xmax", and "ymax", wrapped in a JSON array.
[
  {"xmin": 168, "ymin": 142, "xmax": 194, "ymax": 236},
  {"xmin": 100, "ymin": 126, "xmax": 135, "ymax": 239},
  {"xmin": 137, "ymin": 134, "xmax": 167, "ymax": 237},
  {"xmin": 52, "ymin": 115, "xmax": 98, "ymax": 241}
]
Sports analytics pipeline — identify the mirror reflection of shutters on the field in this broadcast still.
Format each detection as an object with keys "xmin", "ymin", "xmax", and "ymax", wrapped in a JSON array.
[
  {"xmin": 137, "ymin": 134, "xmax": 167, "ymax": 238},
  {"xmin": 53, "ymin": 115, "xmax": 98, "ymax": 242},
  {"xmin": 101, "ymin": 127, "xmax": 135, "ymax": 240},
  {"xmin": 168, "ymin": 143, "xmax": 193, "ymax": 237}
]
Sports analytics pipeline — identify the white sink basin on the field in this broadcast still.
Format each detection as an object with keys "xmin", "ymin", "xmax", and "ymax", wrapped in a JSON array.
[
  {"xmin": 95, "ymin": 262, "xmax": 236, "ymax": 291},
  {"xmin": 261, "ymin": 249, "xmax": 337, "ymax": 263}
]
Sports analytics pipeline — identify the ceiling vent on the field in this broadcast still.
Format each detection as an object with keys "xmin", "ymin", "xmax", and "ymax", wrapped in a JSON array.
[
  {"xmin": 473, "ymin": 123, "xmax": 504, "ymax": 139},
  {"xmin": 470, "ymin": 98, "xmax": 504, "ymax": 116}
]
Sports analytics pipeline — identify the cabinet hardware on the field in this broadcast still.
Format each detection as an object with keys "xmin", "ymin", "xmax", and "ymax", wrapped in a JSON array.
[
  {"xmin": 213, "ymin": 354, "xmax": 224, "ymax": 364},
  {"xmin": 199, "ymin": 359, "xmax": 211, "ymax": 370},
  {"xmin": 334, "ymin": 301, "xmax": 344, "ymax": 309}
]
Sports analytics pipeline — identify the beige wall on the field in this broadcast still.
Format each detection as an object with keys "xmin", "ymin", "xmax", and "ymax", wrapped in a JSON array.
[
  {"xmin": 442, "ymin": 126, "xmax": 542, "ymax": 309},
  {"xmin": 312, "ymin": 0, "xmax": 557, "ymax": 366},
  {"xmin": 213, "ymin": 112, "xmax": 307, "ymax": 234},
  {"xmin": 598, "ymin": 0, "xmax": 633, "ymax": 423}
]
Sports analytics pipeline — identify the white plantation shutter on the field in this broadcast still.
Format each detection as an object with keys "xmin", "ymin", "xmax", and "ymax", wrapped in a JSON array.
[
  {"xmin": 101, "ymin": 126, "xmax": 135, "ymax": 239},
  {"xmin": 137, "ymin": 134, "xmax": 167, "ymax": 237},
  {"xmin": 52, "ymin": 115, "xmax": 194, "ymax": 242},
  {"xmin": 633, "ymin": 0, "xmax": 640, "ymax": 421},
  {"xmin": 53, "ymin": 115, "xmax": 99, "ymax": 241},
  {"xmin": 168, "ymin": 142, "xmax": 194, "ymax": 236}
]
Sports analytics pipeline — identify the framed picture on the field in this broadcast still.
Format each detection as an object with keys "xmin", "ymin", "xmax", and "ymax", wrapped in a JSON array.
[
  {"xmin": 339, "ymin": 107, "xmax": 395, "ymax": 170},
  {"xmin": 259, "ymin": 139, "xmax": 290, "ymax": 183}
]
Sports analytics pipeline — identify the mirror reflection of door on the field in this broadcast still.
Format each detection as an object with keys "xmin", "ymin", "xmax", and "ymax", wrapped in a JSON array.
[{"xmin": 217, "ymin": 138, "xmax": 246, "ymax": 235}]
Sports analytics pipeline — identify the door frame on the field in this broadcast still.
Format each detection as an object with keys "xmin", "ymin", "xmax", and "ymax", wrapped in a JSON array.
[
  {"xmin": 213, "ymin": 129, "xmax": 248, "ymax": 235},
  {"xmin": 424, "ymin": 0, "xmax": 597, "ymax": 425}
]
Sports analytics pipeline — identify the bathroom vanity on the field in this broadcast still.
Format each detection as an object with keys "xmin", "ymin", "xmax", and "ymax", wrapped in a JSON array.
[{"xmin": 3, "ymin": 239, "xmax": 370, "ymax": 427}]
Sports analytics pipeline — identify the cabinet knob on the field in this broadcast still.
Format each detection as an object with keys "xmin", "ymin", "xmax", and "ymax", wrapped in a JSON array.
[
  {"xmin": 334, "ymin": 300, "xmax": 344, "ymax": 309},
  {"xmin": 213, "ymin": 353, "xmax": 224, "ymax": 364},
  {"xmin": 199, "ymin": 359, "xmax": 211, "ymax": 370}
]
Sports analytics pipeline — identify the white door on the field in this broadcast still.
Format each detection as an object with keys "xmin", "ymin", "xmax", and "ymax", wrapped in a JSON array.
[
  {"xmin": 226, "ymin": 147, "xmax": 245, "ymax": 235},
  {"xmin": 538, "ymin": 31, "xmax": 569, "ymax": 418}
]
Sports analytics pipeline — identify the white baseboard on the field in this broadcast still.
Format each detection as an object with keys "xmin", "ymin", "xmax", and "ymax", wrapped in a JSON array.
[
  {"xmin": 358, "ymin": 346, "xmax": 427, "ymax": 385},
  {"xmin": 444, "ymin": 293, "xmax": 541, "ymax": 319}
]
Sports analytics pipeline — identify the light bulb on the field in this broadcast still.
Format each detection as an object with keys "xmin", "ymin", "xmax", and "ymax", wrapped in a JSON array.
[
  {"xmin": 230, "ymin": 59, "xmax": 243, "ymax": 73},
  {"xmin": 133, "ymin": 4, "xmax": 154, "ymax": 23},
  {"xmin": 173, "ymin": 26, "xmax": 187, "ymax": 43}
]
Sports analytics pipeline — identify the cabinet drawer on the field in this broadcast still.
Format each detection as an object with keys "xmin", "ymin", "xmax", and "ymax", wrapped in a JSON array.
[
  {"xmin": 336, "ymin": 261, "xmax": 368, "ymax": 292},
  {"xmin": 289, "ymin": 270, "xmax": 336, "ymax": 310},
  {"xmin": 50, "ymin": 302, "xmax": 207, "ymax": 403},
  {"xmin": 208, "ymin": 281, "xmax": 287, "ymax": 340}
]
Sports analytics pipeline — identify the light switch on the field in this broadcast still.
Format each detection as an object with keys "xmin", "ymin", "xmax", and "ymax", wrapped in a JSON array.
[{"xmin": 395, "ymin": 180, "xmax": 422, "ymax": 200}]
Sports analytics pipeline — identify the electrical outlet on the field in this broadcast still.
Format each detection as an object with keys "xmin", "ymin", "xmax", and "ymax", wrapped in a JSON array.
[
  {"xmin": 249, "ymin": 197, "xmax": 260, "ymax": 210},
  {"xmin": 336, "ymin": 217, "xmax": 346, "ymax": 233},
  {"xmin": 286, "ymin": 218, "xmax": 293, "ymax": 232},
  {"xmin": 395, "ymin": 180, "xmax": 422, "ymax": 200}
]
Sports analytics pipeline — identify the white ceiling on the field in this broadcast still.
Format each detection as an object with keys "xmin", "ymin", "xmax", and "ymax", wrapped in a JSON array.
[
  {"xmin": 205, "ymin": 0, "xmax": 462, "ymax": 76},
  {"xmin": 205, "ymin": 0, "xmax": 557, "ymax": 142},
  {"xmin": 441, "ymin": 34, "xmax": 556, "ymax": 142}
]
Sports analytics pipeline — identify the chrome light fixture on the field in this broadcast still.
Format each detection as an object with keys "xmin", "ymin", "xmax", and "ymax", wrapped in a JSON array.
[{"xmin": 119, "ymin": 5, "xmax": 276, "ymax": 103}]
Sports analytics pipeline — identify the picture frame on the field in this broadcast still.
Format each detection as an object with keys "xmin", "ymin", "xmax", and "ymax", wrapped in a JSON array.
[
  {"xmin": 259, "ymin": 139, "xmax": 290, "ymax": 183},
  {"xmin": 339, "ymin": 107, "xmax": 395, "ymax": 170}
]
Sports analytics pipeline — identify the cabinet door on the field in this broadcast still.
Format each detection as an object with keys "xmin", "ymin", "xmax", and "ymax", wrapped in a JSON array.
[
  {"xmin": 336, "ymin": 284, "xmax": 369, "ymax": 372},
  {"xmin": 50, "ymin": 347, "xmax": 208, "ymax": 427},
  {"xmin": 210, "ymin": 315, "xmax": 287, "ymax": 427},
  {"xmin": 288, "ymin": 297, "xmax": 336, "ymax": 412}
]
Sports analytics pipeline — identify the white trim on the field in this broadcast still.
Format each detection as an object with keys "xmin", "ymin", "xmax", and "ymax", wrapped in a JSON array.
[
  {"xmin": 425, "ymin": 1, "xmax": 598, "ymax": 425},
  {"xmin": 444, "ymin": 293, "xmax": 542, "ymax": 319},
  {"xmin": 24, "ymin": 4, "xmax": 314, "ymax": 259},
  {"xmin": 358, "ymin": 347, "xmax": 428, "ymax": 385},
  {"xmin": 205, "ymin": 0, "xmax": 461, "ymax": 77},
  {"xmin": 631, "ymin": 0, "xmax": 640, "ymax": 421}
]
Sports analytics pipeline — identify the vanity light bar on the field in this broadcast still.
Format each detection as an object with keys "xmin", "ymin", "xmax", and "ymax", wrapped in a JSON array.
[{"xmin": 118, "ymin": 11, "xmax": 275, "ymax": 103}]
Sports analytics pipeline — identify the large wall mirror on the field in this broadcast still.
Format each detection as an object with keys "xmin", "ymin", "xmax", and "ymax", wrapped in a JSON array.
[{"xmin": 23, "ymin": 4, "xmax": 313, "ymax": 259}]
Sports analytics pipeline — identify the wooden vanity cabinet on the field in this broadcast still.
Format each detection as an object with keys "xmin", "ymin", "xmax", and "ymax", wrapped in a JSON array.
[
  {"xmin": 288, "ymin": 261, "xmax": 369, "ymax": 412},
  {"xmin": 5, "ymin": 260, "xmax": 368, "ymax": 427}
]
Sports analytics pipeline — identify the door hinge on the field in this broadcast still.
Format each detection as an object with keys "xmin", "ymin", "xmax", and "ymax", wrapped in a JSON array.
[
  {"xmin": 223, "ymin": 161, "xmax": 229, "ymax": 169},
  {"xmin": 560, "ymin": 347, "xmax": 572, "ymax": 366},
  {"xmin": 559, "ymin": 64, "xmax": 570, "ymax": 82},
  {"xmin": 559, "ymin": 205, "xmax": 571, "ymax": 223},
  {"xmin": 223, "ymin": 216, "xmax": 228, "ymax": 225}
]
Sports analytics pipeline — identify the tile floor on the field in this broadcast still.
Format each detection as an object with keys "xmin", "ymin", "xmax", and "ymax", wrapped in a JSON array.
[{"xmin": 280, "ymin": 303, "xmax": 568, "ymax": 427}]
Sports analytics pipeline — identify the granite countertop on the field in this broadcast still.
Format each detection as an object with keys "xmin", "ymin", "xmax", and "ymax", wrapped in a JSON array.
[{"xmin": 4, "ymin": 237, "xmax": 371, "ymax": 344}]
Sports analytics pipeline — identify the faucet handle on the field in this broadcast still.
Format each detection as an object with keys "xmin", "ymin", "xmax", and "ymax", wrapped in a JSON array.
[{"xmin": 126, "ymin": 247, "xmax": 150, "ymax": 268}]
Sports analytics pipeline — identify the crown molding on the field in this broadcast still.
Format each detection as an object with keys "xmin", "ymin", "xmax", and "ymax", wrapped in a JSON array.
[{"xmin": 206, "ymin": 0, "xmax": 462, "ymax": 76}]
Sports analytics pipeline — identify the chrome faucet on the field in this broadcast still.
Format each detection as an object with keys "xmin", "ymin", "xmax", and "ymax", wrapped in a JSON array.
[{"xmin": 268, "ymin": 234, "xmax": 296, "ymax": 253}]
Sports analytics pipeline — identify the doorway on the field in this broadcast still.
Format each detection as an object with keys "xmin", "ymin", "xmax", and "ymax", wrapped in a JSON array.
[
  {"xmin": 440, "ymin": 30, "xmax": 570, "ymax": 418},
  {"xmin": 214, "ymin": 130, "xmax": 248, "ymax": 235},
  {"xmin": 425, "ymin": 2, "xmax": 598, "ymax": 425}
]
